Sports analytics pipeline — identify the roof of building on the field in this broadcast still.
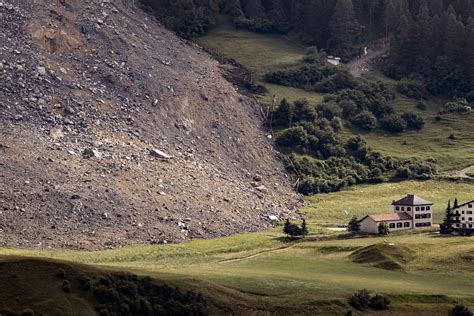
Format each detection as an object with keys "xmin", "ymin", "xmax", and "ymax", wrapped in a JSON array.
[
  {"xmin": 392, "ymin": 194, "xmax": 432, "ymax": 206},
  {"xmin": 360, "ymin": 212, "xmax": 412, "ymax": 223},
  {"xmin": 453, "ymin": 200, "xmax": 474, "ymax": 209}
]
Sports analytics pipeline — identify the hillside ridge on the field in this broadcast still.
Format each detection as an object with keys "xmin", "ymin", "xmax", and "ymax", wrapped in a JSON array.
[{"xmin": 0, "ymin": 0, "xmax": 301, "ymax": 249}]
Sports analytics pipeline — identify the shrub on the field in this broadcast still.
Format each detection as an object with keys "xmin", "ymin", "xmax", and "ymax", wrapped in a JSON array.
[
  {"xmin": 402, "ymin": 112, "xmax": 425, "ymax": 130},
  {"xmin": 416, "ymin": 101, "xmax": 427, "ymax": 110},
  {"xmin": 293, "ymin": 99, "xmax": 317, "ymax": 123},
  {"xmin": 451, "ymin": 304, "xmax": 473, "ymax": 316},
  {"xmin": 378, "ymin": 223, "xmax": 390, "ymax": 236},
  {"xmin": 396, "ymin": 80, "xmax": 428, "ymax": 100},
  {"xmin": 380, "ymin": 114, "xmax": 407, "ymax": 133},
  {"xmin": 62, "ymin": 280, "xmax": 71, "ymax": 293},
  {"xmin": 283, "ymin": 219, "xmax": 302, "ymax": 237},
  {"xmin": 348, "ymin": 216, "xmax": 360, "ymax": 232},
  {"xmin": 21, "ymin": 309, "xmax": 35, "ymax": 316},
  {"xmin": 276, "ymin": 126, "xmax": 309, "ymax": 149},
  {"xmin": 351, "ymin": 111, "xmax": 377, "ymax": 130},
  {"xmin": 369, "ymin": 294, "xmax": 390, "ymax": 310},
  {"xmin": 331, "ymin": 117, "xmax": 344, "ymax": 132},
  {"xmin": 56, "ymin": 268, "xmax": 66, "ymax": 279},
  {"xmin": 440, "ymin": 98, "xmax": 471, "ymax": 114},
  {"xmin": 339, "ymin": 99, "xmax": 358, "ymax": 117},
  {"xmin": 272, "ymin": 99, "xmax": 294, "ymax": 127},
  {"xmin": 349, "ymin": 289, "xmax": 371, "ymax": 311}
]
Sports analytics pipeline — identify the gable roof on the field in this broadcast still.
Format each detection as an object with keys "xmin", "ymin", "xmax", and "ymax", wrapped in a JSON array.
[
  {"xmin": 392, "ymin": 194, "xmax": 432, "ymax": 206},
  {"xmin": 360, "ymin": 212, "xmax": 412, "ymax": 223},
  {"xmin": 453, "ymin": 200, "xmax": 474, "ymax": 209}
]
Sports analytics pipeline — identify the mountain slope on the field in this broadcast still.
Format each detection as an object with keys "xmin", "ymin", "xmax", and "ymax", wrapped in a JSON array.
[{"xmin": 0, "ymin": 0, "xmax": 301, "ymax": 249}]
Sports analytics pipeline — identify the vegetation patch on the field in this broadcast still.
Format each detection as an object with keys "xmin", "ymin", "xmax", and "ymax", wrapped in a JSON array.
[{"xmin": 350, "ymin": 243, "xmax": 416, "ymax": 271}]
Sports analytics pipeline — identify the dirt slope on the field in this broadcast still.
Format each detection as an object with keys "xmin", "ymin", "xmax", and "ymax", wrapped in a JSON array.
[{"xmin": 0, "ymin": 0, "xmax": 301, "ymax": 249}]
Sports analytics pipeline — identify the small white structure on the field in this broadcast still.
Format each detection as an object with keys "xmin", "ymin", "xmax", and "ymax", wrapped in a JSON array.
[
  {"xmin": 451, "ymin": 200, "xmax": 474, "ymax": 231},
  {"xmin": 327, "ymin": 56, "xmax": 342, "ymax": 66},
  {"xmin": 359, "ymin": 195, "xmax": 433, "ymax": 234}
]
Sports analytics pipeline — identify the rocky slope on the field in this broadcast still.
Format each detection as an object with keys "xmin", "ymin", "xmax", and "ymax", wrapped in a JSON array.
[{"xmin": 0, "ymin": 0, "xmax": 301, "ymax": 249}]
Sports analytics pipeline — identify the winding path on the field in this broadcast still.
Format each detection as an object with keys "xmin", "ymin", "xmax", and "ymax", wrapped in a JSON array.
[
  {"xmin": 346, "ymin": 45, "xmax": 388, "ymax": 77},
  {"xmin": 455, "ymin": 165, "xmax": 474, "ymax": 178}
]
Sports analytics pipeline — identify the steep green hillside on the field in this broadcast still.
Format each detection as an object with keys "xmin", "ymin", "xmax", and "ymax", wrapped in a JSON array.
[{"xmin": 196, "ymin": 18, "xmax": 474, "ymax": 172}]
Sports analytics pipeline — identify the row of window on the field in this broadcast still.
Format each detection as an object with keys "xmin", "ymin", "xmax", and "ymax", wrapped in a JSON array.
[
  {"xmin": 389, "ymin": 222, "xmax": 411, "ymax": 228},
  {"xmin": 395, "ymin": 206, "xmax": 431, "ymax": 211},
  {"xmin": 454, "ymin": 217, "xmax": 473, "ymax": 222},
  {"xmin": 415, "ymin": 222, "xmax": 431, "ymax": 227},
  {"xmin": 454, "ymin": 223, "xmax": 474, "ymax": 228},
  {"xmin": 454, "ymin": 210, "xmax": 473, "ymax": 215},
  {"xmin": 415, "ymin": 214, "xmax": 431, "ymax": 219}
]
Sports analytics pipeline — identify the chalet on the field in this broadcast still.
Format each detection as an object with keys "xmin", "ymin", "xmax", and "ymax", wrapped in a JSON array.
[
  {"xmin": 359, "ymin": 195, "xmax": 433, "ymax": 234},
  {"xmin": 450, "ymin": 200, "xmax": 474, "ymax": 232}
]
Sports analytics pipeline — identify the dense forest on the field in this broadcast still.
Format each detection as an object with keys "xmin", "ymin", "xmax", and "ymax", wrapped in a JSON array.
[{"xmin": 142, "ymin": 0, "xmax": 474, "ymax": 98}]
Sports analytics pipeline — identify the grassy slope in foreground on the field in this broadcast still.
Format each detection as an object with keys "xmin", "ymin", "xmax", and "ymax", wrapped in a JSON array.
[
  {"xmin": 196, "ymin": 19, "xmax": 474, "ymax": 172},
  {"xmin": 1, "ymin": 230, "xmax": 473, "ymax": 315}
]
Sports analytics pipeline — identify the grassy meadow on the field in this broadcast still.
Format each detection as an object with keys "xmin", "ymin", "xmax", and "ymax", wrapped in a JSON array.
[
  {"xmin": 303, "ymin": 179, "xmax": 474, "ymax": 225},
  {"xmin": 2, "ymin": 230, "xmax": 473, "ymax": 314}
]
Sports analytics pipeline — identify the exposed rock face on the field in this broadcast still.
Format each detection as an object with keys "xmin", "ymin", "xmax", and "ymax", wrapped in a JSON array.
[{"xmin": 0, "ymin": 0, "xmax": 301, "ymax": 249}]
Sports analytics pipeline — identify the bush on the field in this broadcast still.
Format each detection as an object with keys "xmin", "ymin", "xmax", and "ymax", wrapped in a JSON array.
[
  {"xmin": 348, "ymin": 216, "xmax": 360, "ymax": 232},
  {"xmin": 56, "ymin": 268, "xmax": 66, "ymax": 279},
  {"xmin": 416, "ymin": 101, "xmax": 427, "ymax": 110},
  {"xmin": 21, "ymin": 309, "xmax": 35, "ymax": 316},
  {"xmin": 440, "ymin": 98, "xmax": 471, "ymax": 114},
  {"xmin": 62, "ymin": 280, "xmax": 71, "ymax": 293},
  {"xmin": 402, "ymin": 112, "xmax": 425, "ymax": 130},
  {"xmin": 380, "ymin": 114, "xmax": 407, "ymax": 133},
  {"xmin": 369, "ymin": 294, "xmax": 390, "ymax": 310},
  {"xmin": 378, "ymin": 223, "xmax": 390, "ymax": 235},
  {"xmin": 451, "ymin": 304, "xmax": 473, "ymax": 316},
  {"xmin": 349, "ymin": 289, "xmax": 371, "ymax": 311},
  {"xmin": 352, "ymin": 111, "xmax": 377, "ymax": 130},
  {"xmin": 276, "ymin": 126, "xmax": 309, "ymax": 149},
  {"xmin": 396, "ymin": 80, "xmax": 428, "ymax": 100}
]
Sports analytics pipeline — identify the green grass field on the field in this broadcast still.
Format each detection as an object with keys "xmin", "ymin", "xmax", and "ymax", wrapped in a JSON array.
[
  {"xmin": 2, "ymin": 229, "xmax": 473, "ymax": 314},
  {"xmin": 303, "ymin": 179, "xmax": 474, "ymax": 225}
]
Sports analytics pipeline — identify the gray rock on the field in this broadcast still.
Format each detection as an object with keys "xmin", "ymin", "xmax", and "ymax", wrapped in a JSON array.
[
  {"xmin": 83, "ymin": 148, "xmax": 102, "ymax": 159},
  {"xmin": 150, "ymin": 148, "xmax": 172, "ymax": 159}
]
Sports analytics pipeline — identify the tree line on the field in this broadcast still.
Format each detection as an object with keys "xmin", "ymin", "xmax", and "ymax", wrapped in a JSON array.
[{"xmin": 140, "ymin": 0, "xmax": 474, "ymax": 98}]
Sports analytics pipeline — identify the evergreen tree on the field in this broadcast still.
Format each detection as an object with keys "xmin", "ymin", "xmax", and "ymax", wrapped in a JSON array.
[
  {"xmin": 440, "ymin": 199, "xmax": 453, "ymax": 234},
  {"xmin": 384, "ymin": 0, "xmax": 398, "ymax": 36},
  {"xmin": 330, "ymin": 0, "xmax": 361, "ymax": 59},
  {"xmin": 348, "ymin": 216, "xmax": 361, "ymax": 232},
  {"xmin": 454, "ymin": 198, "xmax": 459, "ymax": 208},
  {"xmin": 283, "ymin": 219, "xmax": 292, "ymax": 237}
]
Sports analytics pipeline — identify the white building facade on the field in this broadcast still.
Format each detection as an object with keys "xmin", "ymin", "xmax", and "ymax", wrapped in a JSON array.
[
  {"xmin": 359, "ymin": 195, "xmax": 433, "ymax": 234},
  {"xmin": 451, "ymin": 200, "xmax": 474, "ymax": 231}
]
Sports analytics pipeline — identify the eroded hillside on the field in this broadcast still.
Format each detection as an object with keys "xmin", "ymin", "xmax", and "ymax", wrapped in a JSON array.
[{"xmin": 0, "ymin": 0, "xmax": 301, "ymax": 249}]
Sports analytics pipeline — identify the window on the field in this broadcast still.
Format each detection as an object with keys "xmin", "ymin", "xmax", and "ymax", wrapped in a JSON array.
[
  {"xmin": 407, "ymin": 207, "xmax": 411, "ymax": 211},
  {"xmin": 415, "ymin": 214, "xmax": 420, "ymax": 219},
  {"xmin": 426, "ymin": 206, "xmax": 430, "ymax": 210},
  {"xmin": 470, "ymin": 224, "xmax": 473, "ymax": 228},
  {"xmin": 421, "ymin": 207, "xmax": 425, "ymax": 211},
  {"xmin": 404, "ymin": 222, "xmax": 410, "ymax": 227},
  {"xmin": 389, "ymin": 223, "xmax": 395, "ymax": 228},
  {"xmin": 462, "ymin": 211, "xmax": 465, "ymax": 214},
  {"xmin": 462, "ymin": 218, "xmax": 465, "ymax": 221},
  {"xmin": 401, "ymin": 207, "xmax": 405, "ymax": 211},
  {"xmin": 469, "ymin": 218, "xmax": 473, "ymax": 221},
  {"xmin": 457, "ymin": 224, "xmax": 460, "ymax": 227},
  {"xmin": 468, "ymin": 211, "xmax": 472, "ymax": 214},
  {"xmin": 469, "ymin": 204, "xmax": 472, "ymax": 208},
  {"xmin": 397, "ymin": 222, "xmax": 402, "ymax": 228},
  {"xmin": 416, "ymin": 207, "xmax": 420, "ymax": 211},
  {"xmin": 396, "ymin": 206, "xmax": 399, "ymax": 211}
]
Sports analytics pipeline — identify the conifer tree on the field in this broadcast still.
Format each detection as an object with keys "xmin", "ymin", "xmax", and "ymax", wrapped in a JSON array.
[
  {"xmin": 440, "ymin": 199, "xmax": 453, "ymax": 234},
  {"xmin": 348, "ymin": 216, "xmax": 361, "ymax": 232},
  {"xmin": 384, "ymin": 0, "xmax": 398, "ymax": 36},
  {"xmin": 330, "ymin": 0, "xmax": 361, "ymax": 59}
]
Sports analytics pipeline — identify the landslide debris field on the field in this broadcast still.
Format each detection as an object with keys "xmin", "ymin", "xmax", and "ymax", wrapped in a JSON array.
[{"xmin": 0, "ymin": 0, "xmax": 301, "ymax": 249}]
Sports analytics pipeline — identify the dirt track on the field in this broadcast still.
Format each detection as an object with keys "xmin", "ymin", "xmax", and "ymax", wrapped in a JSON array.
[
  {"xmin": 455, "ymin": 165, "xmax": 474, "ymax": 178},
  {"xmin": 347, "ymin": 45, "xmax": 388, "ymax": 77}
]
